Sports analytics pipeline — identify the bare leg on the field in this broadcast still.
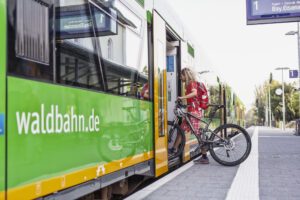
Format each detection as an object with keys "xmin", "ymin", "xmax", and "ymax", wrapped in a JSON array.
[
  {"xmin": 201, "ymin": 147, "xmax": 207, "ymax": 157},
  {"xmin": 173, "ymin": 131, "xmax": 185, "ymax": 151}
]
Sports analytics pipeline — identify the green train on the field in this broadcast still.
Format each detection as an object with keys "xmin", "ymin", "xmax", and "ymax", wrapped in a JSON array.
[{"xmin": 0, "ymin": 0, "xmax": 245, "ymax": 199}]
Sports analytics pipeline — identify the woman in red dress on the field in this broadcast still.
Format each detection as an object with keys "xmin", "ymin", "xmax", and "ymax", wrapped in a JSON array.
[{"xmin": 173, "ymin": 68, "xmax": 209, "ymax": 164}]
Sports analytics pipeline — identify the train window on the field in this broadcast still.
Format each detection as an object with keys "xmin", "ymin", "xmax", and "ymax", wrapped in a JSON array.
[
  {"xmin": 55, "ymin": 1, "xmax": 104, "ymax": 90},
  {"xmin": 55, "ymin": 0, "xmax": 149, "ymax": 100},
  {"xmin": 107, "ymin": 38, "xmax": 113, "ymax": 60},
  {"xmin": 90, "ymin": 2, "xmax": 148, "ymax": 99},
  {"xmin": 114, "ymin": 0, "xmax": 142, "ymax": 35},
  {"xmin": 16, "ymin": 0, "xmax": 50, "ymax": 64},
  {"xmin": 8, "ymin": 0, "xmax": 54, "ymax": 80}
]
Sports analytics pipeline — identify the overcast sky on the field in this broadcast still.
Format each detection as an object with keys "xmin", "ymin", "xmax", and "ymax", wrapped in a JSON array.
[{"xmin": 165, "ymin": 0, "xmax": 299, "ymax": 111}]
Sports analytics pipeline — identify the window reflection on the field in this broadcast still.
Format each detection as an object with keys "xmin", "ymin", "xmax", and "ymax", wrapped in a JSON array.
[
  {"xmin": 56, "ymin": 1, "xmax": 104, "ymax": 89},
  {"xmin": 56, "ymin": 0, "xmax": 149, "ymax": 100}
]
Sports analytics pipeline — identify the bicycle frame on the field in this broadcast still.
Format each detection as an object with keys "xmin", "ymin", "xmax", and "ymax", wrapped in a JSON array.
[
  {"xmin": 168, "ymin": 102, "xmax": 226, "ymax": 149},
  {"xmin": 184, "ymin": 106, "xmax": 218, "ymax": 135},
  {"xmin": 169, "ymin": 102, "xmax": 252, "ymax": 166},
  {"xmin": 182, "ymin": 105, "xmax": 225, "ymax": 146}
]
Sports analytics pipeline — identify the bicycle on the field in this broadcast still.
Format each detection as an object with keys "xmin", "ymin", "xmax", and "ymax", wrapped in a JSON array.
[{"xmin": 168, "ymin": 99, "xmax": 252, "ymax": 166}]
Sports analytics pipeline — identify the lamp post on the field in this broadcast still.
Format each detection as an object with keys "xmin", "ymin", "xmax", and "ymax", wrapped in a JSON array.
[
  {"xmin": 268, "ymin": 85, "xmax": 272, "ymax": 127},
  {"xmin": 199, "ymin": 70, "xmax": 210, "ymax": 75},
  {"xmin": 285, "ymin": 22, "xmax": 300, "ymax": 117},
  {"xmin": 269, "ymin": 73, "xmax": 272, "ymax": 127},
  {"xmin": 275, "ymin": 67, "xmax": 290, "ymax": 130}
]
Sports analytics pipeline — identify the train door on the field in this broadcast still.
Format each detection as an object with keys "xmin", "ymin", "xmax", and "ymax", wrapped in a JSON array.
[
  {"xmin": 166, "ymin": 40, "xmax": 179, "ymax": 126},
  {"xmin": 153, "ymin": 11, "xmax": 168, "ymax": 177},
  {"xmin": 166, "ymin": 37, "xmax": 190, "ymax": 163},
  {"xmin": 166, "ymin": 39, "xmax": 181, "ymax": 159},
  {"xmin": 0, "ymin": 0, "xmax": 6, "ymax": 199},
  {"xmin": 167, "ymin": 41, "xmax": 196, "ymax": 163}
]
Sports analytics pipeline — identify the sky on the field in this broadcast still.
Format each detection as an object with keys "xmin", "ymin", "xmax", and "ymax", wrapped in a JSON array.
[{"xmin": 165, "ymin": 0, "xmax": 299, "ymax": 111}]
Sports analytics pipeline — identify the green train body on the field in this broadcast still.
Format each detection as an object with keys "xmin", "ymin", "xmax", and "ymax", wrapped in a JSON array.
[{"xmin": 0, "ymin": 0, "xmax": 245, "ymax": 199}]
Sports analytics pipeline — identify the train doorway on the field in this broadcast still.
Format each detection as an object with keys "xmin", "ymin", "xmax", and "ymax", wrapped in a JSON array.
[
  {"xmin": 153, "ymin": 10, "xmax": 168, "ymax": 177},
  {"xmin": 153, "ymin": 9, "xmax": 184, "ymax": 174}
]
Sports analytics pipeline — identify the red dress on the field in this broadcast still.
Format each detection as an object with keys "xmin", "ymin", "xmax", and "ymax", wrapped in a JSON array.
[
  {"xmin": 180, "ymin": 81, "xmax": 202, "ymax": 135},
  {"xmin": 141, "ymin": 83, "xmax": 149, "ymax": 100}
]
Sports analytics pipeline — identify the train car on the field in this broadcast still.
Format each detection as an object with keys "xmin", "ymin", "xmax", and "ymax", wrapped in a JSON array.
[
  {"xmin": 198, "ymin": 71, "xmax": 222, "ymax": 129},
  {"xmin": 200, "ymin": 72, "xmax": 246, "ymax": 128},
  {"xmin": 223, "ymin": 85, "xmax": 246, "ymax": 127},
  {"xmin": 0, "ymin": 0, "xmax": 245, "ymax": 199}
]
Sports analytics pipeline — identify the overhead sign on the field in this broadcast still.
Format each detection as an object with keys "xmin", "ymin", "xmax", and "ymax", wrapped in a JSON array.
[
  {"xmin": 289, "ymin": 69, "xmax": 299, "ymax": 78},
  {"xmin": 247, "ymin": 0, "xmax": 300, "ymax": 25},
  {"xmin": 56, "ymin": 4, "xmax": 117, "ymax": 39}
]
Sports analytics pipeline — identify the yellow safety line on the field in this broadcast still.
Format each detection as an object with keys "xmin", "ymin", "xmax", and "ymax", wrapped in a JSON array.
[{"xmin": 6, "ymin": 151, "xmax": 153, "ymax": 200}]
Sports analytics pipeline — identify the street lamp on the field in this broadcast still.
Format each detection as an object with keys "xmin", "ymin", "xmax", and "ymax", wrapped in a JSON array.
[
  {"xmin": 268, "ymin": 73, "xmax": 272, "ymax": 127},
  {"xmin": 285, "ymin": 23, "xmax": 300, "ymax": 117},
  {"xmin": 199, "ymin": 70, "xmax": 210, "ymax": 75},
  {"xmin": 275, "ymin": 67, "xmax": 290, "ymax": 130}
]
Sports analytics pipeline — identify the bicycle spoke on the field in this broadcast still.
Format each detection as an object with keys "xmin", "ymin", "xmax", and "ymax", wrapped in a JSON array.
[
  {"xmin": 212, "ymin": 130, "xmax": 250, "ymax": 163},
  {"xmin": 214, "ymin": 147, "xmax": 245, "ymax": 160}
]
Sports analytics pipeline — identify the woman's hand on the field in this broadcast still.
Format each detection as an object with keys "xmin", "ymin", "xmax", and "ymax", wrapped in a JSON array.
[{"xmin": 178, "ymin": 96, "xmax": 184, "ymax": 100}]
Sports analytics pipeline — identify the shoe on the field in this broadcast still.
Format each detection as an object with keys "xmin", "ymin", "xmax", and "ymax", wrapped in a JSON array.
[{"xmin": 194, "ymin": 156, "xmax": 209, "ymax": 164}]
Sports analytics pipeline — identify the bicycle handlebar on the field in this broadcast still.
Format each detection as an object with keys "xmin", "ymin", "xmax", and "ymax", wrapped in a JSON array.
[
  {"xmin": 208, "ymin": 104, "xmax": 225, "ymax": 109},
  {"xmin": 175, "ymin": 100, "xmax": 225, "ymax": 109}
]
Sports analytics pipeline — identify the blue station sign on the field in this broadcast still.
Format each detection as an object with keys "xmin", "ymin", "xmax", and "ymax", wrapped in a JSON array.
[
  {"xmin": 247, "ymin": 0, "xmax": 300, "ymax": 25},
  {"xmin": 289, "ymin": 69, "xmax": 299, "ymax": 78}
]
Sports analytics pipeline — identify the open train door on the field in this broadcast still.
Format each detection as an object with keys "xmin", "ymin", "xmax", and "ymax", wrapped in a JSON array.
[
  {"xmin": 0, "ymin": 0, "xmax": 6, "ymax": 199},
  {"xmin": 153, "ymin": 10, "xmax": 168, "ymax": 177}
]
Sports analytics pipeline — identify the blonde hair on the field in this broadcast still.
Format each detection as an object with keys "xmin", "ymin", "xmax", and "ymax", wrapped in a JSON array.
[{"xmin": 181, "ymin": 68, "xmax": 197, "ymax": 84}]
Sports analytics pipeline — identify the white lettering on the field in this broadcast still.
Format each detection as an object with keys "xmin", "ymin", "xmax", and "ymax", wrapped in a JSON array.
[
  {"xmin": 272, "ymin": 6, "xmax": 282, "ymax": 13},
  {"xmin": 89, "ymin": 109, "xmax": 95, "ymax": 132},
  {"xmin": 16, "ymin": 112, "xmax": 31, "ymax": 134},
  {"xmin": 55, "ymin": 106, "xmax": 63, "ymax": 133},
  {"xmin": 63, "ymin": 114, "xmax": 70, "ymax": 133},
  {"xmin": 16, "ymin": 105, "xmax": 101, "ymax": 135},
  {"xmin": 31, "ymin": 112, "xmax": 40, "ymax": 134},
  {"xmin": 79, "ymin": 115, "xmax": 84, "ymax": 132},
  {"xmin": 71, "ymin": 107, "xmax": 77, "ymax": 132},
  {"xmin": 95, "ymin": 115, "xmax": 100, "ymax": 132},
  {"xmin": 41, "ymin": 104, "xmax": 46, "ymax": 134},
  {"xmin": 46, "ymin": 105, "xmax": 54, "ymax": 133}
]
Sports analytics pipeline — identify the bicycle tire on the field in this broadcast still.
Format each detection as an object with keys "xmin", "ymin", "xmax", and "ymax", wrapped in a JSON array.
[
  {"xmin": 209, "ymin": 124, "xmax": 251, "ymax": 166},
  {"xmin": 168, "ymin": 123, "xmax": 186, "ymax": 158}
]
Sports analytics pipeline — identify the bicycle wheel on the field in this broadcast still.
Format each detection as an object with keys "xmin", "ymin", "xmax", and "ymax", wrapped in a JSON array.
[
  {"xmin": 209, "ymin": 124, "xmax": 251, "ymax": 166},
  {"xmin": 168, "ymin": 122, "xmax": 186, "ymax": 158}
]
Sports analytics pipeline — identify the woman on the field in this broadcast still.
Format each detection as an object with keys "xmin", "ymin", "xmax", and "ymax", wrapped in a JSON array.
[{"xmin": 173, "ymin": 68, "xmax": 209, "ymax": 164}]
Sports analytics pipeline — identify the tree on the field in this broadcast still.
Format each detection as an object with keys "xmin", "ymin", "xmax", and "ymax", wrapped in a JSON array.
[
  {"xmin": 254, "ymin": 85, "xmax": 266, "ymax": 125},
  {"xmin": 245, "ymin": 107, "xmax": 258, "ymax": 127},
  {"xmin": 269, "ymin": 81, "xmax": 298, "ymax": 122},
  {"xmin": 252, "ymin": 79, "xmax": 299, "ymax": 126}
]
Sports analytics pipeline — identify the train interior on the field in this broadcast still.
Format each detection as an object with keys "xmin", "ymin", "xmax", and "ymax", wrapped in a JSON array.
[
  {"xmin": 165, "ymin": 30, "xmax": 184, "ymax": 165},
  {"xmin": 165, "ymin": 30, "xmax": 200, "ymax": 166}
]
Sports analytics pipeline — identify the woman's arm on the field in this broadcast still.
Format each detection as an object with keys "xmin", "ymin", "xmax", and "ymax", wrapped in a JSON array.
[{"xmin": 178, "ymin": 88, "xmax": 197, "ymax": 100}]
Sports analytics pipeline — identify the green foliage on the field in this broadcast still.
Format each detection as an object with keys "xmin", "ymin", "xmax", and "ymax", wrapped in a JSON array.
[
  {"xmin": 224, "ymin": 84, "xmax": 245, "ymax": 125},
  {"xmin": 253, "ymin": 85, "xmax": 266, "ymax": 125},
  {"xmin": 209, "ymin": 85, "xmax": 221, "ymax": 104},
  {"xmin": 253, "ymin": 79, "xmax": 299, "ymax": 126},
  {"xmin": 269, "ymin": 81, "xmax": 299, "ymax": 122},
  {"xmin": 204, "ymin": 85, "xmax": 221, "ymax": 119}
]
